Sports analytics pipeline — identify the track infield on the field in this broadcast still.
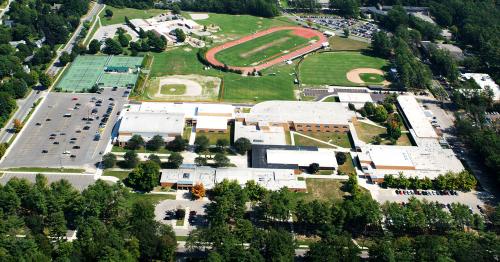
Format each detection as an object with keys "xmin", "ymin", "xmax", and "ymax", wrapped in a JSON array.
[
  {"xmin": 206, "ymin": 26, "xmax": 327, "ymax": 74},
  {"xmin": 299, "ymin": 52, "xmax": 388, "ymax": 86}
]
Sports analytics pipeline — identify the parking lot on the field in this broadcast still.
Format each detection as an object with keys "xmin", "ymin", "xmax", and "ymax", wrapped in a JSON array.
[{"xmin": 0, "ymin": 88, "xmax": 129, "ymax": 171}]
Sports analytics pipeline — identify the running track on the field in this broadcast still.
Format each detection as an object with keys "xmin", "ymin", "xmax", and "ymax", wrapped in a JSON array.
[{"xmin": 205, "ymin": 26, "xmax": 328, "ymax": 74}]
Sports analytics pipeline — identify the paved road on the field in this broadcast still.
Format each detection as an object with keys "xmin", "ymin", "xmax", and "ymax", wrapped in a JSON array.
[{"xmin": 0, "ymin": 2, "xmax": 104, "ymax": 145}]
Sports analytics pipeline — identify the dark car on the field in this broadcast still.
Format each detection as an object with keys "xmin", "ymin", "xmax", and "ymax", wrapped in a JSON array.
[
  {"xmin": 35, "ymin": 122, "xmax": 41, "ymax": 126},
  {"xmin": 75, "ymin": 130, "xmax": 82, "ymax": 133},
  {"xmin": 92, "ymin": 108, "xmax": 98, "ymax": 114},
  {"xmin": 109, "ymin": 97, "xmax": 114, "ymax": 101},
  {"xmin": 42, "ymin": 150, "xmax": 48, "ymax": 153},
  {"xmin": 72, "ymin": 146, "xmax": 80, "ymax": 149},
  {"xmin": 70, "ymin": 155, "xmax": 76, "ymax": 158},
  {"xmin": 46, "ymin": 118, "xmax": 51, "ymax": 121},
  {"xmin": 70, "ymin": 138, "xmax": 77, "ymax": 141},
  {"xmin": 53, "ymin": 141, "xmax": 59, "ymax": 145},
  {"xmin": 83, "ymin": 126, "xmax": 90, "ymax": 130}
]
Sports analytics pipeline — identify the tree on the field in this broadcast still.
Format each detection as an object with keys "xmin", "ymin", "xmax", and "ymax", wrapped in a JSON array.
[
  {"xmin": 118, "ymin": 33, "xmax": 130, "ymax": 47},
  {"xmin": 194, "ymin": 135, "xmax": 209, "ymax": 153},
  {"xmin": 127, "ymin": 135, "xmax": 145, "ymax": 150},
  {"xmin": 174, "ymin": 28, "xmax": 186, "ymax": 43},
  {"xmin": 13, "ymin": 119, "xmax": 23, "ymax": 133},
  {"xmin": 191, "ymin": 183, "xmax": 206, "ymax": 199},
  {"xmin": 244, "ymin": 180, "xmax": 267, "ymax": 202},
  {"xmin": 146, "ymin": 135, "xmax": 164, "ymax": 151},
  {"xmin": 330, "ymin": 0, "xmax": 360, "ymax": 18},
  {"xmin": 148, "ymin": 154, "xmax": 162, "ymax": 165},
  {"xmin": 260, "ymin": 229, "xmax": 296, "ymax": 261},
  {"xmin": 363, "ymin": 102, "xmax": 376, "ymax": 116},
  {"xmin": 343, "ymin": 28, "xmax": 350, "ymax": 37},
  {"xmin": 336, "ymin": 152, "xmax": 347, "ymax": 165},
  {"xmin": 126, "ymin": 161, "xmax": 160, "ymax": 192},
  {"xmin": 372, "ymin": 31, "xmax": 392, "ymax": 58},
  {"xmin": 102, "ymin": 38, "xmax": 123, "ymax": 55},
  {"xmin": 194, "ymin": 156, "xmax": 207, "ymax": 166},
  {"xmin": 105, "ymin": 9, "xmax": 113, "ymax": 17},
  {"xmin": 308, "ymin": 163, "xmax": 320, "ymax": 174},
  {"xmin": 348, "ymin": 103, "xmax": 356, "ymax": 111},
  {"xmin": 216, "ymin": 138, "xmax": 229, "ymax": 152},
  {"xmin": 261, "ymin": 188, "xmax": 296, "ymax": 221},
  {"xmin": 172, "ymin": 4, "xmax": 181, "ymax": 15},
  {"xmin": 306, "ymin": 231, "xmax": 360, "ymax": 261},
  {"xmin": 167, "ymin": 135, "xmax": 188, "ymax": 152},
  {"xmin": 39, "ymin": 73, "xmax": 52, "ymax": 88},
  {"xmin": 102, "ymin": 153, "xmax": 117, "ymax": 169},
  {"xmin": 234, "ymin": 137, "xmax": 251, "ymax": 155},
  {"xmin": 167, "ymin": 152, "xmax": 183, "ymax": 168},
  {"xmin": 59, "ymin": 51, "xmax": 72, "ymax": 66},
  {"xmin": 88, "ymin": 39, "xmax": 101, "ymax": 54},
  {"xmin": 373, "ymin": 106, "xmax": 389, "ymax": 122},
  {"xmin": 123, "ymin": 151, "xmax": 140, "ymax": 169},
  {"xmin": 214, "ymin": 153, "xmax": 230, "ymax": 167}
]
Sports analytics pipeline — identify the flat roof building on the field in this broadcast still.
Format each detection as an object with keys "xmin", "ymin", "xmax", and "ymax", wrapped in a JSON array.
[
  {"xmin": 337, "ymin": 92, "xmax": 373, "ymax": 109},
  {"xmin": 118, "ymin": 111, "xmax": 185, "ymax": 143},
  {"xmin": 251, "ymin": 145, "xmax": 338, "ymax": 170},
  {"xmin": 397, "ymin": 96, "xmax": 438, "ymax": 138},
  {"xmin": 234, "ymin": 121, "xmax": 287, "ymax": 145},
  {"xmin": 462, "ymin": 73, "xmax": 500, "ymax": 101}
]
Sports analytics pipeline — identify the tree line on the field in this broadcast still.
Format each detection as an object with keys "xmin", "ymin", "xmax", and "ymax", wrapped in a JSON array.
[
  {"xmin": 383, "ymin": 170, "xmax": 477, "ymax": 191},
  {"xmin": 0, "ymin": 174, "xmax": 177, "ymax": 260},
  {"xmin": 179, "ymin": 0, "xmax": 280, "ymax": 18}
]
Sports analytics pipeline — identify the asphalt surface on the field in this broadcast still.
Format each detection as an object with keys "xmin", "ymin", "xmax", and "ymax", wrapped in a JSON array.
[
  {"xmin": 155, "ymin": 198, "xmax": 209, "ymax": 236},
  {"xmin": 0, "ymin": 89, "xmax": 127, "ymax": 171}
]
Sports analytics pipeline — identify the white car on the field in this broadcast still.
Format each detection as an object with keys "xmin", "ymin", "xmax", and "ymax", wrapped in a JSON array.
[{"xmin": 63, "ymin": 151, "xmax": 71, "ymax": 155}]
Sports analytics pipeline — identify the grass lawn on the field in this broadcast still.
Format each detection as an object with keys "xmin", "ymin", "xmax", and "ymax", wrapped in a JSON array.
[
  {"xmin": 183, "ymin": 127, "xmax": 192, "ymax": 140},
  {"xmin": 111, "ymin": 145, "xmax": 170, "ymax": 154},
  {"xmin": 214, "ymin": 29, "xmax": 313, "ymax": 67},
  {"xmin": 299, "ymin": 51, "xmax": 387, "ymax": 86},
  {"xmin": 360, "ymin": 73, "xmax": 385, "ymax": 84},
  {"xmin": 293, "ymin": 133, "xmax": 335, "ymax": 148},
  {"xmin": 5, "ymin": 167, "xmax": 85, "ymax": 173},
  {"xmin": 100, "ymin": 7, "xmax": 165, "ymax": 26},
  {"xmin": 176, "ymin": 219, "xmax": 184, "ymax": 226},
  {"xmin": 295, "ymin": 179, "xmax": 348, "ymax": 203},
  {"xmin": 123, "ymin": 193, "xmax": 175, "ymax": 208},
  {"xmin": 160, "ymin": 84, "xmax": 186, "ymax": 95},
  {"xmin": 338, "ymin": 154, "xmax": 356, "ymax": 175},
  {"xmin": 196, "ymin": 130, "xmax": 231, "ymax": 145},
  {"xmin": 176, "ymin": 235, "xmax": 189, "ymax": 241},
  {"xmin": 102, "ymin": 170, "xmax": 129, "ymax": 180},
  {"xmin": 193, "ymin": 13, "xmax": 293, "ymax": 39},
  {"xmin": 328, "ymin": 36, "xmax": 370, "ymax": 51},
  {"xmin": 353, "ymin": 121, "xmax": 413, "ymax": 146},
  {"xmin": 149, "ymin": 48, "xmax": 295, "ymax": 103},
  {"xmin": 322, "ymin": 96, "xmax": 340, "ymax": 102},
  {"xmin": 296, "ymin": 131, "xmax": 352, "ymax": 148}
]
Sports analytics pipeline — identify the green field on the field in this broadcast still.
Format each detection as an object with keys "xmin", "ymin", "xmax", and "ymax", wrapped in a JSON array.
[
  {"xmin": 100, "ymin": 7, "xmax": 165, "ymax": 26},
  {"xmin": 149, "ymin": 48, "xmax": 295, "ymax": 102},
  {"xmin": 215, "ymin": 30, "xmax": 313, "ymax": 67},
  {"xmin": 299, "ymin": 52, "xmax": 388, "ymax": 86},
  {"xmin": 161, "ymin": 84, "xmax": 186, "ymax": 95},
  {"xmin": 328, "ymin": 36, "xmax": 370, "ymax": 51},
  {"xmin": 360, "ymin": 73, "xmax": 385, "ymax": 84}
]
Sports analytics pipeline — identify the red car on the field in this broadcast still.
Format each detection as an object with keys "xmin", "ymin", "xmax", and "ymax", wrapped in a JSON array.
[{"xmin": 72, "ymin": 97, "xmax": 78, "ymax": 101}]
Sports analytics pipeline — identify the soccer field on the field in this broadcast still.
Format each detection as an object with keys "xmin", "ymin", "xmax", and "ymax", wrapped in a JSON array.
[
  {"xmin": 299, "ymin": 52, "xmax": 388, "ymax": 86},
  {"xmin": 214, "ymin": 29, "xmax": 313, "ymax": 67}
]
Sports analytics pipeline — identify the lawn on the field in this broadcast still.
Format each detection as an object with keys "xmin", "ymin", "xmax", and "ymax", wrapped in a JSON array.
[
  {"xmin": 5, "ymin": 167, "xmax": 85, "ymax": 173},
  {"xmin": 353, "ymin": 121, "xmax": 413, "ymax": 146},
  {"xmin": 183, "ymin": 126, "xmax": 192, "ymax": 140},
  {"xmin": 338, "ymin": 154, "xmax": 356, "ymax": 175},
  {"xmin": 214, "ymin": 29, "xmax": 313, "ymax": 67},
  {"xmin": 360, "ymin": 73, "xmax": 385, "ymax": 84},
  {"xmin": 100, "ymin": 7, "xmax": 165, "ymax": 26},
  {"xmin": 124, "ymin": 193, "xmax": 175, "ymax": 208},
  {"xmin": 102, "ymin": 170, "xmax": 129, "ymax": 180},
  {"xmin": 193, "ymin": 13, "xmax": 293, "ymax": 40},
  {"xmin": 160, "ymin": 84, "xmax": 186, "ymax": 95},
  {"xmin": 196, "ymin": 130, "xmax": 231, "ymax": 145},
  {"xmin": 295, "ymin": 179, "xmax": 348, "ymax": 203},
  {"xmin": 149, "ymin": 48, "xmax": 295, "ymax": 103},
  {"xmin": 328, "ymin": 36, "xmax": 370, "ymax": 51},
  {"xmin": 296, "ymin": 131, "xmax": 352, "ymax": 148},
  {"xmin": 293, "ymin": 133, "xmax": 335, "ymax": 148},
  {"xmin": 111, "ymin": 145, "xmax": 170, "ymax": 154},
  {"xmin": 299, "ymin": 51, "xmax": 388, "ymax": 86}
]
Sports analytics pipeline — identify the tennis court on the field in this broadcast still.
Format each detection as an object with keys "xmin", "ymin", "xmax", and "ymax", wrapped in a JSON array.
[{"xmin": 56, "ymin": 55, "xmax": 144, "ymax": 92}]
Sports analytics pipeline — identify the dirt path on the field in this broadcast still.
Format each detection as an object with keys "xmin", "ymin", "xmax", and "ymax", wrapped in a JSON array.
[{"xmin": 346, "ymin": 68, "xmax": 391, "ymax": 85}]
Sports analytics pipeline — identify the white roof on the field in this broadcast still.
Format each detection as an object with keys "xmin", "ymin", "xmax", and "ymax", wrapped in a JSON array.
[
  {"xmin": 126, "ymin": 102, "xmax": 235, "ymax": 120},
  {"xmin": 337, "ymin": 92, "xmax": 373, "ymax": 104},
  {"xmin": 234, "ymin": 122, "xmax": 287, "ymax": 145},
  {"xmin": 196, "ymin": 116, "xmax": 228, "ymax": 130},
  {"xmin": 462, "ymin": 73, "xmax": 500, "ymax": 101},
  {"xmin": 397, "ymin": 96, "xmax": 438, "ymax": 138},
  {"xmin": 247, "ymin": 101, "xmax": 354, "ymax": 125},
  {"xmin": 197, "ymin": 103, "xmax": 234, "ymax": 116},
  {"xmin": 119, "ymin": 111, "xmax": 185, "ymax": 139},
  {"xmin": 266, "ymin": 148, "xmax": 338, "ymax": 168},
  {"xmin": 359, "ymin": 146, "xmax": 414, "ymax": 168}
]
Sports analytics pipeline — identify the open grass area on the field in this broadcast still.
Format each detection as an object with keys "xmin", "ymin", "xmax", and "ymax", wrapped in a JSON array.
[
  {"xmin": 183, "ymin": 127, "xmax": 192, "ymax": 140},
  {"xmin": 353, "ymin": 121, "xmax": 414, "ymax": 146},
  {"xmin": 194, "ymin": 13, "xmax": 293, "ymax": 40},
  {"xmin": 214, "ymin": 29, "xmax": 313, "ymax": 67},
  {"xmin": 149, "ymin": 48, "xmax": 295, "ymax": 103},
  {"xmin": 296, "ymin": 131, "xmax": 352, "ymax": 148},
  {"xmin": 196, "ymin": 130, "xmax": 231, "ymax": 145},
  {"xmin": 160, "ymin": 84, "xmax": 186, "ymax": 95},
  {"xmin": 296, "ymin": 179, "xmax": 348, "ymax": 203},
  {"xmin": 102, "ymin": 170, "xmax": 129, "ymax": 180},
  {"xmin": 338, "ymin": 154, "xmax": 356, "ymax": 175},
  {"xmin": 111, "ymin": 145, "xmax": 170, "ymax": 154},
  {"xmin": 299, "ymin": 51, "xmax": 387, "ymax": 86},
  {"xmin": 100, "ymin": 7, "xmax": 165, "ymax": 26},
  {"xmin": 360, "ymin": 73, "xmax": 385, "ymax": 84},
  {"xmin": 293, "ymin": 133, "xmax": 335, "ymax": 148},
  {"xmin": 5, "ymin": 167, "xmax": 85, "ymax": 173},
  {"xmin": 328, "ymin": 36, "xmax": 370, "ymax": 51},
  {"xmin": 123, "ymin": 193, "xmax": 175, "ymax": 208}
]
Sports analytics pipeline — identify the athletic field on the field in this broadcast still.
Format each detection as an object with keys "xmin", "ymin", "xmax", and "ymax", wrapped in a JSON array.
[
  {"xmin": 299, "ymin": 52, "xmax": 388, "ymax": 86},
  {"xmin": 56, "ymin": 55, "xmax": 144, "ymax": 92},
  {"xmin": 215, "ymin": 29, "xmax": 314, "ymax": 67}
]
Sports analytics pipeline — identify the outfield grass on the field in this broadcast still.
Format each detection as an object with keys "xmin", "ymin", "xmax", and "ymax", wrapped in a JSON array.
[
  {"xmin": 150, "ymin": 48, "xmax": 295, "ymax": 103},
  {"xmin": 100, "ymin": 7, "xmax": 165, "ymax": 26},
  {"xmin": 299, "ymin": 52, "xmax": 387, "ymax": 86},
  {"xmin": 328, "ymin": 36, "xmax": 370, "ymax": 51},
  {"xmin": 160, "ymin": 84, "xmax": 186, "ymax": 95},
  {"xmin": 214, "ymin": 29, "xmax": 312, "ymax": 67},
  {"xmin": 296, "ymin": 131, "xmax": 352, "ymax": 148}
]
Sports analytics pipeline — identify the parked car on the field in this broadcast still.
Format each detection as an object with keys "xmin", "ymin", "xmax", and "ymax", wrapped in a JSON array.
[{"xmin": 42, "ymin": 150, "xmax": 48, "ymax": 153}]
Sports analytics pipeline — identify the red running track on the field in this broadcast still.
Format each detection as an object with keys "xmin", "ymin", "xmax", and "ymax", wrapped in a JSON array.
[{"xmin": 205, "ymin": 26, "xmax": 327, "ymax": 74}]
